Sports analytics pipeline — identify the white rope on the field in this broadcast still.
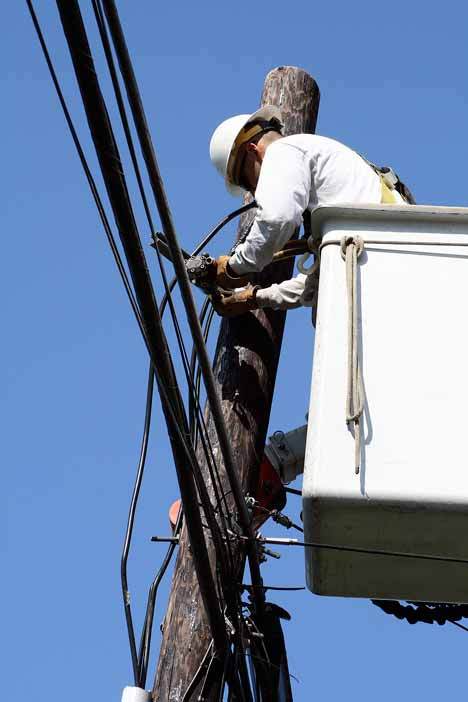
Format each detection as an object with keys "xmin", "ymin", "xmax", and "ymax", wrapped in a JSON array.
[{"xmin": 340, "ymin": 236, "xmax": 365, "ymax": 474}]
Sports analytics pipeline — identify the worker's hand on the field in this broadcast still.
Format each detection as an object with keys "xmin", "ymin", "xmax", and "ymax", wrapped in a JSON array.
[
  {"xmin": 212, "ymin": 284, "xmax": 260, "ymax": 318},
  {"xmin": 213, "ymin": 255, "xmax": 251, "ymax": 290}
]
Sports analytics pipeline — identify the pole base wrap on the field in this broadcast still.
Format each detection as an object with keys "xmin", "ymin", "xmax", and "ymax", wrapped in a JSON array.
[{"xmin": 121, "ymin": 686, "xmax": 151, "ymax": 702}]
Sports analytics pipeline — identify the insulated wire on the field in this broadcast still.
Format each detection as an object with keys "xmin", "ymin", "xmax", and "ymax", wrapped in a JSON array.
[
  {"xmin": 258, "ymin": 538, "xmax": 468, "ymax": 565},
  {"xmin": 158, "ymin": 201, "xmax": 256, "ymax": 319},
  {"xmin": 98, "ymin": 3, "xmax": 265, "ymax": 611},
  {"xmin": 93, "ymin": 0, "xmax": 235, "ymax": 583},
  {"xmin": 190, "ymin": 306, "xmax": 237, "ymax": 535},
  {"xmin": 32, "ymin": 0, "xmax": 261, "ymax": 686},
  {"xmin": 92, "ymin": 0, "xmax": 155, "ymax": 234},
  {"xmin": 26, "ymin": 2, "xmax": 156, "ymax": 684},
  {"xmin": 30, "ymin": 2, "xmax": 244, "ymax": 686},
  {"xmin": 138, "ymin": 220, "xmax": 248, "ymax": 685},
  {"xmin": 120, "ymin": 362, "xmax": 154, "ymax": 684},
  {"xmin": 138, "ymin": 507, "xmax": 183, "ymax": 685},
  {"xmin": 451, "ymin": 620, "xmax": 468, "ymax": 633},
  {"xmin": 94, "ymin": 0, "xmax": 236, "ymax": 680},
  {"xmin": 26, "ymin": 0, "xmax": 143, "ymax": 337},
  {"xmin": 27, "ymin": 12, "xmax": 466, "ymax": 690},
  {"xmin": 29, "ymin": 0, "xmax": 230, "ymax": 679}
]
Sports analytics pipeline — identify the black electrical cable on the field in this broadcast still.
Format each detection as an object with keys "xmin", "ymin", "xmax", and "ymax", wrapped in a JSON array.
[
  {"xmin": 256, "ymin": 537, "xmax": 468, "ymax": 565},
  {"xmin": 100, "ymin": 0, "xmax": 265, "ymax": 615},
  {"xmin": 28, "ymin": 3, "xmax": 181, "ymax": 682},
  {"xmin": 190, "ymin": 306, "xmax": 235, "ymax": 535},
  {"xmin": 284, "ymin": 486, "xmax": 302, "ymax": 496},
  {"xmin": 33, "ymin": 0, "xmax": 263, "ymax": 690},
  {"xmin": 233, "ymin": 644, "xmax": 254, "ymax": 702},
  {"xmin": 25, "ymin": 0, "xmax": 144, "ymax": 338},
  {"xmin": 372, "ymin": 599, "xmax": 468, "ymax": 626},
  {"xmin": 26, "ymin": 2, "xmax": 170, "ymax": 683},
  {"xmin": 93, "ymin": 3, "xmax": 238, "ymax": 594},
  {"xmin": 56, "ymin": 0, "xmax": 229, "ymax": 658},
  {"xmin": 158, "ymin": 201, "xmax": 256, "ymax": 320},
  {"xmin": 217, "ymin": 651, "xmax": 231, "ymax": 702},
  {"xmin": 137, "ymin": 202, "xmax": 253, "ymax": 685},
  {"xmin": 30, "ymin": 0, "xmax": 236, "ymax": 682},
  {"xmin": 138, "ymin": 510, "xmax": 182, "ymax": 686},
  {"xmin": 451, "ymin": 621, "xmax": 468, "ymax": 633},
  {"xmin": 93, "ymin": 0, "xmax": 208, "ymax": 413},
  {"xmin": 132, "ymin": 340, "xmax": 236, "ymax": 684},
  {"xmin": 188, "ymin": 299, "xmax": 211, "ymax": 418},
  {"xmin": 254, "ymin": 504, "xmax": 304, "ymax": 533},
  {"xmin": 94, "ymin": 0, "xmax": 201, "ymax": 393},
  {"xmin": 241, "ymin": 584, "xmax": 305, "ymax": 593},
  {"xmin": 157, "ymin": 208, "xmax": 257, "ymax": 550},
  {"xmin": 119, "ymin": 363, "xmax": 154, "ymax": 685},
  {"xmin": 92, "ymin": 0, "xmax": 155, "ymax": 234}
]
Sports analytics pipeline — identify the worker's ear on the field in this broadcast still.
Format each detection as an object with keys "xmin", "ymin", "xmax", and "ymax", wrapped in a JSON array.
[{"xmin": 246, "ymin": 141, "xmax": 260, "ymax": 155}]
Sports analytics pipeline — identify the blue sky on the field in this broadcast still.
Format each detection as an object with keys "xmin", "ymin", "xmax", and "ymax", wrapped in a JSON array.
[{"xmin": 4, "ymin": 1, "xmax": 468, "ymax": 700}]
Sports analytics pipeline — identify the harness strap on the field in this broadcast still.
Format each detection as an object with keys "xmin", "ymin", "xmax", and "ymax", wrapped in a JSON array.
[{"xmin": 380, "ymin": 178, "xmax": 399, "ymax": 204}]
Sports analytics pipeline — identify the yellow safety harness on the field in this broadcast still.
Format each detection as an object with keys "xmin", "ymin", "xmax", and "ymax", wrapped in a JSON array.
[{"xmin": 381, "ymin": 178, "xmax": 399, "ymax": 204}]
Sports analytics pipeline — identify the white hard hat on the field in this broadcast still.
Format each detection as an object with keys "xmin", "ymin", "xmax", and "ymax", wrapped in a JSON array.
[{"xmin": 209, "ymin": 105, "xmax": 283, "ymax": 196}]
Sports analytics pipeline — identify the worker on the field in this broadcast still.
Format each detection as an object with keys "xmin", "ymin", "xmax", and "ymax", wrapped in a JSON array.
[{"xmin": 208, "ymin": 105, "xmax": 412, "ymax": 317}]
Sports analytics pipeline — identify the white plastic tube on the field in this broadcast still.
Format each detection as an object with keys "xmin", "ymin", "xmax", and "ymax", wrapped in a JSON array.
[
  {"xmin": 265, "ymin": 424, "xmax": 307, "ymax": 483},
  {"xmin": 121, "ymin": 686, "xmax": 152, "ymax": 702}
]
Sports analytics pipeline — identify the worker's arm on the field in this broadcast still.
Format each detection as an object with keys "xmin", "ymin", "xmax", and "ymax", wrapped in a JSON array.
[
  {"xmin": 211, "ymin": 273, "xmax": 310, "ymax": 318},
  {"xmin": 229, "ymin": 142, "xmax": 311, "ymax": 275},
  {"xmin": 255, "ymin": 273, "xmax": 309, "ymax": 310}
]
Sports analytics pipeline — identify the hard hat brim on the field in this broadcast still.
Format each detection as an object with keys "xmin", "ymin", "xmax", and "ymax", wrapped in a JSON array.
[{"xmin": 225, "ymin": 105, "xmax": 283, "ymax": 196}]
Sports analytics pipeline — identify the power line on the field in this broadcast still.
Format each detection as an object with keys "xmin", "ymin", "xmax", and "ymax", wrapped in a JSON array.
[
  {"xmin": 27, "ymin": 4, "xmax": 301, "ymax": 698},
  {"xmin": 93, "ymin": 0, "xmax": 241, "ymax": 600},
  {"xmin": 25, "ymin": 0, "xmax": 144, "ymax": 338},
  {"xmin": 99, "ymin": 0, "xmax": 266, "ymax": 616},
  {"xmin": 256, "ymin": 536, "xmax": 468, "ymax": 565},
  {"xmin": 56, "ymin": 0, "xmax": 231, "ymax": 664}
]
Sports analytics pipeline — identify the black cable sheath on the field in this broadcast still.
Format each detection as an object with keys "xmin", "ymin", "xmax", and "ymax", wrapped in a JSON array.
[
  {"xmin": 138, "ymin": 207, "xmax": 250, "ymax": 685},
  {"xmin": 55, "ymin": 0, "xmax": 228, "ymax": 661},
  {"xmin": 158, "ymin": 202, "xmax": 256, "ymax": 319},
  {"xmin": 25, "ymin": 0, "xmax": 143, "ymax": 337},
  {"xmin": 261, "ymin": 538, "xmax": 468, "ymax": 564},
  {"xmin": 138, "ymin": 508, "xmax": 182, "ymax": 685},
  {"xmin": 91, "ymin": 0, "xmax": 156, "ymax": 234},
  {"xmin": 28, "ymin": 0, "xmax": 235, "ymax": 682},
  {"xmin": 94, "ymin": 0, "xmax": 235, "ymax": 594},
  {"xmin": 120, "ymin": 363, "xmax": 154, "ymax": 683},
  {"xmin": 101, "ymin": 0, "xmax": 265, "ymax": 615},
  {"xmin": 95, "ymin": 0, "xmax": 235, "ymax": 594}
]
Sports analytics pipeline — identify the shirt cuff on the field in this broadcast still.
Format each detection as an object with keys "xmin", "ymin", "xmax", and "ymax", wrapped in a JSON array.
[{"xmin": 256, "ymin": 273, "xmax": 310, "ymax": 310}]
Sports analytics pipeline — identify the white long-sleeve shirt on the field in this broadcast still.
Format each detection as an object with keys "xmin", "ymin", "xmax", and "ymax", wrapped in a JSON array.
[{"xmin": 228, "ymin": 133, "xmax": 400, "ymax": 310}]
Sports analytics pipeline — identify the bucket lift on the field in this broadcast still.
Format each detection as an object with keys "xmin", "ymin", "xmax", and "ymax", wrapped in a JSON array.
[{"xmin": 290, "ymin": 204, "xmax": 468, "ymax": 603}]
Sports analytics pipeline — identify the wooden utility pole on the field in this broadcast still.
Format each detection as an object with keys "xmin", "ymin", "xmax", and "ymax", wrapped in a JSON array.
[{"xmin": 154, "ymin": 67, "xmax": 320, "ymax": 701}]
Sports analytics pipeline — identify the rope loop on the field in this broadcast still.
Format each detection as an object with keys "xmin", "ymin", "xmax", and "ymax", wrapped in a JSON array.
[{"xmin": 340, "ymin": 235, "xmax": 364, "ymax": 261}]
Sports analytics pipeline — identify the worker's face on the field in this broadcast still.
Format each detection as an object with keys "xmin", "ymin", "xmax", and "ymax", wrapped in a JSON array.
[{"xmin": 236, "ymin": 142, "xmax": 263, "ymax": 195}]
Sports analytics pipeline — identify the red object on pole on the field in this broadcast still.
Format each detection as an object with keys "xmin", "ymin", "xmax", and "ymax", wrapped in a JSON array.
[
  {"xmin": 252, "ymin": 456, "xmax": 286, "ymax": 530},
  {"xmin": 168, "ymin": 499, "xmax": 181, "ymax": 532}
]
